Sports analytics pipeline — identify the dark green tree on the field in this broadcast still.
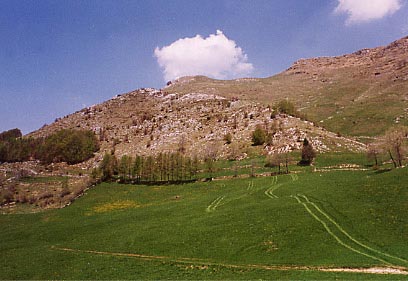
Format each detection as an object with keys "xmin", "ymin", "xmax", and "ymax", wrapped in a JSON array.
[{"xmin": 299, "ymin": 138, "xmax": 316, "ymax": 165}]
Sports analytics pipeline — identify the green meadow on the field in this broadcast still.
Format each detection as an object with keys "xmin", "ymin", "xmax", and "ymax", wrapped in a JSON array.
[{"xmin": 1, "ymin": 164, "xmax": 407, "ymax": 279}]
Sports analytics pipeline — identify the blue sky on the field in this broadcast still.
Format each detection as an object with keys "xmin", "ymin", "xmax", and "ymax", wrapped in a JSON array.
[{"xmin": 1, "ymin": 0, "xmax": 407, "ymax": 134}]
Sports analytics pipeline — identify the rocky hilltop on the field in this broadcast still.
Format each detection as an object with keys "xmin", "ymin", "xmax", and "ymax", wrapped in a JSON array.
[
  {"xmin": 26, "ymin": 36, "xmax": 408, "ymax": 163},
  {"xmin": 165, "ymin": 36, "xmax": 408, "ymax": 136},
  {"xmin": 27, "ymin": 37, "xmax": 408, "ymax": 161},
  {"xmin": 287, "ymin": 36, "xmax": 408, "ymax": 81},
  {"xmin": 29, "ymin": 88, "xmax": 365, "ymax": 166}
]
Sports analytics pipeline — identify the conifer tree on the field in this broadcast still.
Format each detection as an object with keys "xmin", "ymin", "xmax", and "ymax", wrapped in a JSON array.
[{"xmin": 300, "ymin": 138, "xmax": 316, "ymax": 165}]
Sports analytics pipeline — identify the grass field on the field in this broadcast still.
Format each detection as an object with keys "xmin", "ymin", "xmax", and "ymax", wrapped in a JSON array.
[{"xmin": 0, "ymin": 164, "xmax": 407, "ymax": 279}]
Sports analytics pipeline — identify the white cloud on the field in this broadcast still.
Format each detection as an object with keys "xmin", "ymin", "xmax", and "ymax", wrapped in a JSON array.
[
  {"xmin": 154, "ymin": 30, "xmax": 254, "ymax": 81},
  {"xmin": 335, "ymin": 0, "xmax": 402, "ymax": 25}
]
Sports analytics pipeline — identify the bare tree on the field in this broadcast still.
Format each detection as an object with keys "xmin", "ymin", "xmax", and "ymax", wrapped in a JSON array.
[
  {"xmin": 228, "ymin": 142, "xmax": 241, "ymax": 161},
  {"xmin": 367, "ymin": 142, "xmax": 383, "ymax": 167},
  {"xmin": 384, "ymin": 127, "xmax": 408, "ymax": 168},
  {"xmin": 265, "ymin": 153, "xmax": 286, "ymax": 174},
  {"xmin": 204, "ymin": 142, "xmax": 218, "ymax": 179},
  {"xmin": 178, "ymin": 135, "xmax": 187, "ymax": 154}
]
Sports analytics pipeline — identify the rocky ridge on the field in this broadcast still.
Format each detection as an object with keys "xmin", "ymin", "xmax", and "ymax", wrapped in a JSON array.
[
  {"xmin": 287, "ymin": 36, "xmax": 408, "ymax": 81},
  {"xmin": 164, "ymin": 36, "xmax": 408, "ymax": 136},
  {"xmin": 29, "ymin": 88, "xmax": 366, "ymax": 165}
]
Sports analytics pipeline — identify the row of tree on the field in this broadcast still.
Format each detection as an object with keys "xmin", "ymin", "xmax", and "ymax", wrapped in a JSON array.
[
  {"xmin": 367, "ymin": 126, "xmax": 408, "ymax": 168},
  {"xmin": 97, "ymin": 152, "xmax": 200, "ymax": 183},
  {"xmin": 0, "ymin": 129, "xmax": 99, "ymax": 164}
]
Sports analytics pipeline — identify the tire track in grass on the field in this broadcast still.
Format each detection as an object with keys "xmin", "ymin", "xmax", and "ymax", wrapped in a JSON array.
[
  {"xmin": 206, "ymin": 180, "xmax": 255, "ymax": 213},
  {"xmin": 52, "ymin": 246, "xmax": 408, "ymax": 275},
  {"xmin": 247, "ymin": 180, "xmax": 254, "ymax": 191},
  {"xmin": 206, "ymin": 196, "xmax": 225, "ymax": 212},
  {"xmin": 264, "ymin": 173, "xmax": 298, "ymax": 200},
  {"xmin": 299, "ymin": 194, "xmax": 408, "ymax": 266},
  {"xmin": 292, "ymin": 195, "xmax": 392, "ymax": 266},
  {"xmin": 264, "ymin": 176, "xmax": 279, "ymax": 199},
  {"xmin": 265, "ymin": 185, "xmax": 281, "ymax": 199},
  {"xmin": 290, "ymin": 173, "xmax": 298, "ymax": 181}
]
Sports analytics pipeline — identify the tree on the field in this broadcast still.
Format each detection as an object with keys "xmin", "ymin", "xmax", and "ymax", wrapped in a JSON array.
[
  {"xmin": 163, "ymin": 153, "xmax": 171, "ymax": 181},
  {"xmin": 265, "ymin": 153, "xmax": 287, "ymax": 174},
  {"xmin": 133, "ymin": 155, "xmax": 143, "ymax": 182},
  {"xmin": 252, "ymin": 125, "xmax": 266, "ymax": 146},
  {"xmin": 384, "ymin": 127, "xmax": 407, "ymax": 168},
  {"xmin": 367, "ymin": 142, "xmax": 383, "ymax": 168},
  {"xmin": 156, "ymin": 153, "xmax": 164, "ymax": 181},
  {"xmin": 143, "ymin": 155, "xmax": 155, "ymax": 181},
  {"xmin": 228, "ymin": 142, "xmax": 241, "ymax": 161},
  {"xmin": 204, "ymin": 143, "xmax": 218, "ymax": 179},
  {"xmin": 299, "ymin": 138, "xmax": 316, "ymax": 165},
  {"xmin": 178, "ymin": 135, "xmax": 187, "ymax": 154},
  {"xmin": 191, "ymin": 155, "xmax": 199, "ymax": 179},
  {"xmin": 118, "ymin": 155, "xmax": 133, "ymax": 182},
  {"xmin": 283, "ymin": 152, "xmax": 290, "ymax": 174},
  {"xmin": 100, "ymin": 153, "xmax": 117, "ymax": 181}
]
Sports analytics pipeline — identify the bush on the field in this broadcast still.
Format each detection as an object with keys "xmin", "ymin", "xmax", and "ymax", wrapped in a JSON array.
[
  {"xmin": 224, "ymin": 133, "xmax": 232, "ymax": 144},
  {"xmin": 252, "ymin": 125, "xmax": 266, "ymax": 146},
  {"xmin": 275, "ymin": 100, "xmax": 297, "ymax": 115}
]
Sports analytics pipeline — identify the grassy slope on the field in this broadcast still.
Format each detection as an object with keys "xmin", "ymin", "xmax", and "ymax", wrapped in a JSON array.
[{"xmin": 0, "ymin": 165, "xmax": 407, "ymax": 279}]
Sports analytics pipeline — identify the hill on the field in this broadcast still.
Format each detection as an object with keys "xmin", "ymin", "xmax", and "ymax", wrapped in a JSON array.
[
  {"xmin": 28, "ymin": 88, "xmax": 365, "ymax": 163},
  {"xmin": 165, "ymin": 36, "xmax": 408, "ymax": 136},
  {"xmin": 25, "ymin": 36, "xmax": 408, "ymax": 160}
]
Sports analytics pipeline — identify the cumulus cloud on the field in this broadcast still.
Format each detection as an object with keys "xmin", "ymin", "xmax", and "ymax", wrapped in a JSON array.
[
  {"xmin": 335, "ymin": 0, "xmax": 402, "ymax": 25},
  {"xmin": 154, "ymin": 30, "xmax": 254, "ymax": 81}
]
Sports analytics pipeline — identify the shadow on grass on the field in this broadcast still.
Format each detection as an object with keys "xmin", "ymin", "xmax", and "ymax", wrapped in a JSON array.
[{"xmin": 373, "ymin": 168, "xmax": 392, "ymax": 174}]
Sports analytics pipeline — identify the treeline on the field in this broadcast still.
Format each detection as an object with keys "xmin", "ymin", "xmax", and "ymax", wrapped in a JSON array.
[
  {"xmin": 97, "ymin": 152, "xmax": 200, "ymax": 184},
  {"xmin": 0, "ymin": 129, "xmax": 99, "ymax": 164}
]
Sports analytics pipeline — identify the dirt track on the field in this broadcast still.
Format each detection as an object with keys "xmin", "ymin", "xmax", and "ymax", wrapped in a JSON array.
[{"xmin": 51, "ymin": 246, "xmax": 408, "ymax": 275}]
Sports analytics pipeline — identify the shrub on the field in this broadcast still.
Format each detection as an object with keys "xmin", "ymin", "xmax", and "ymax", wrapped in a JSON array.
[
  {"xmin": 224, "ymin": 133, "xmax": 232, "ymax": 144},
  {"xmin": 275, "ymin": 100, "xmax": 297, "ymax": 116},
  {"xmin": 252, "ymin": 125, "xmax": 266, "ymax": 146}
]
